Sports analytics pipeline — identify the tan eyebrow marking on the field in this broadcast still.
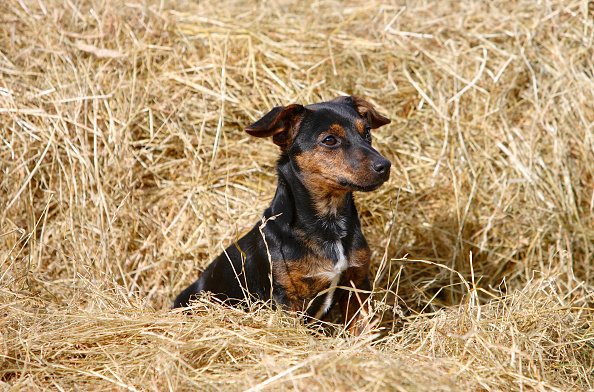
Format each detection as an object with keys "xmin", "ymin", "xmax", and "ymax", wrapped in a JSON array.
[
  {"xmin": 327, "ymin": 123, "xmax": 346, "ymax": 138},
  {"xmin": 355, "ymin": 119, "xmax": 365, "ymax": 134}
]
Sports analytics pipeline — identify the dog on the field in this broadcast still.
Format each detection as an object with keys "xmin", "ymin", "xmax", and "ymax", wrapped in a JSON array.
[{"xmin": 173, "ymin": 96, "xmax": 391, "ymax": 334}]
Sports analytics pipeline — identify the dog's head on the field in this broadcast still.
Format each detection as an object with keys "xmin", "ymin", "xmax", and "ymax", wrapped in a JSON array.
[{"xmin": 246, "ymin": 96, "xmax": 391, "ymax": 194}]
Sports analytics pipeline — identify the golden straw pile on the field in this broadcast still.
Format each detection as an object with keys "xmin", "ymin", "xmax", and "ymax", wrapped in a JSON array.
[{"xmin": 1, "ymin": 0, "xmax": 593, "ymax": 390}]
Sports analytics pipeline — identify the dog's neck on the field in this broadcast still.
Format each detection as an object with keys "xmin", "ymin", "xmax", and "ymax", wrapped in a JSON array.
[{"xmin": 267, "ymin": 154, "xmax": 358, "ymax": 242}]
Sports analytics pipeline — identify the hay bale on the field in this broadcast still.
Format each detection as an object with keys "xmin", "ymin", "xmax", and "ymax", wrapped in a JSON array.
[{"xmin": 1, "ymin": 0, "xmax": 592, "ymax": 390}]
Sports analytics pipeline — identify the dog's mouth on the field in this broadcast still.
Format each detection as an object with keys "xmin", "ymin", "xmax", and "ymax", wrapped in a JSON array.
[{"xmin": 338, "ymin": 178, "xmax": 387, "ymax": 192}]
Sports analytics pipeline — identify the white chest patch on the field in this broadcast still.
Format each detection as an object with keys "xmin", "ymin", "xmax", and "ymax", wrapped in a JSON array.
[{"xmin": 313, "ymin": 241, "xmax": 347, "ymax": 319}]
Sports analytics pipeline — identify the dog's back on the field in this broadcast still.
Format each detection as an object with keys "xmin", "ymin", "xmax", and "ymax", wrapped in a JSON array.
[{"xmin": 173, "ymin": 223, "xmax": 271, "ymax": 308}]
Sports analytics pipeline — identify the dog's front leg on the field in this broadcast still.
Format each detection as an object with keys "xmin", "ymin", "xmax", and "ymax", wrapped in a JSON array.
[{"xmin": 338, "ymin": 274, "xmax": 372, "ymax": 336}]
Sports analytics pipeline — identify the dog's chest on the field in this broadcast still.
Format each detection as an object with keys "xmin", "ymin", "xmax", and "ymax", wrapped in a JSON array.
[
  {"xmin": 310, "ymin": 241, "xmax": 349, "ymax": 318},
  {"xmin": 310, "ymin": 241, "xmax": 349, "ymax": 281},
  {"xmin": 272, "ymin": 240, "xmax": 368, "ymax": 314}
]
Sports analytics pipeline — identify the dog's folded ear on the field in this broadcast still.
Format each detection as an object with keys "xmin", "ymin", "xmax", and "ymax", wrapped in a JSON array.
[
  {"xmin": 350, "ymin": 96, "xmax": 391, "ymax": 129},
  {"xmin": 245, "ymin": 104, "xmax": 305, "ymax": 148}
]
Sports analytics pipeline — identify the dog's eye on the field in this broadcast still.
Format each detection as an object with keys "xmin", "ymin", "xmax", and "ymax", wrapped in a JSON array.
[
  {"xmin": 364, "ymin": 127, "xmax": 372, "ymax": 143},
  {"xmin": 321, "ymin": 135, "xmax": 339, "ymax": 147}
]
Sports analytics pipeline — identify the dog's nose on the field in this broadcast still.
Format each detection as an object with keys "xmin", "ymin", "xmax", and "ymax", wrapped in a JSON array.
[{"xmin": 372, "ymin": 158, "xmax": 391, "ymax": 174}]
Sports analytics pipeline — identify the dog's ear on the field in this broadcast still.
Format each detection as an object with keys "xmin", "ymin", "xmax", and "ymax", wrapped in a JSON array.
[
  {"xmin": 349, "ymin": 96, "xmax": 391, "ymax": 129},
  {"xmin": 245, "ymin": 104, "xmax": 305, "ymax": 147}
]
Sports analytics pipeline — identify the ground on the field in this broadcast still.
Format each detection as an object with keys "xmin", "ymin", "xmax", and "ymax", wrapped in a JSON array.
[{"xmin": 1, "ymin": 0, "xmax": 593, "ymax": 390}]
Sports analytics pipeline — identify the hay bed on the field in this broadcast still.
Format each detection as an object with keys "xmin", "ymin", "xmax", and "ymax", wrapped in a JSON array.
[{"xmin": 1, "ymin": 0, "xmax": 593, "ymax": 390}]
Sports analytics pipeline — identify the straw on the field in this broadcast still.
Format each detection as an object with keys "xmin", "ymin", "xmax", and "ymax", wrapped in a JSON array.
[{"xmin": 1, "ymin": 0, "xmax": 593, "ymax": 390}]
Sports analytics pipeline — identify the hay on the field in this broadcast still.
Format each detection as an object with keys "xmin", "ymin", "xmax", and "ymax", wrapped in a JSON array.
[{"xmin": 1, "ymin": 0, "xmax": 593, "ymax": 390}]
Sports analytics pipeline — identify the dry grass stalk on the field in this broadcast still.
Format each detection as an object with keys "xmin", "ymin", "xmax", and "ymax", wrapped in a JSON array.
[{"xmin": 1, "ymin": 0, "xmax": 593, "ymax": 390}]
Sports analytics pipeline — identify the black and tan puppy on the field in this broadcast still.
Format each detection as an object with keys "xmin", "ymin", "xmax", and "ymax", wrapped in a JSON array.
[{"xmin": 174, "ymin": 96, "xmax": 391, "ymax": 333}]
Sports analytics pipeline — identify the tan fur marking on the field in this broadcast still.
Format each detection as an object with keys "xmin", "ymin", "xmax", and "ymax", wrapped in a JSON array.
[
  {"xmin": 272, "ymin": 247, "xmax": 371, "ymax": 317},
  {"xmin": 355, "ymin": 119, "xmax": 365, "ymax": 134},
  {"xmin": 350, "ymin": 247, "xmax": 371, "ymax": 269},
  {"xmin": 294, "ymin": 152, "xmax": 349, "ymax": 216},
  {"xmin": 327, "ymin": 123, "xmax": 346, "ymax": 138},
  {"xmin": 340, "ymin": 247, "xmax": 371, "ymax": 284},
  {"xmin": 294, "ymin": 148, "xmax": 374, "ymax": 216},
  {"xmin": 273, "ymin": 255, "xmax": 334, "ymax": 312}
]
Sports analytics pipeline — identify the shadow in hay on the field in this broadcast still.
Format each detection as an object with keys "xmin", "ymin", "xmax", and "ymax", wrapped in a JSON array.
[{"xmin": 373, "ymin": 212, "xmax": 508, "ymax": 331}]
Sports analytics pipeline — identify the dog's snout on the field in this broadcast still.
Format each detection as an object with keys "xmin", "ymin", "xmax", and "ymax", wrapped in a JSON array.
[{"xmin": 372, "ymin": 158, "xmax": 391, "ymax": 174}]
